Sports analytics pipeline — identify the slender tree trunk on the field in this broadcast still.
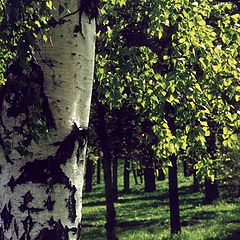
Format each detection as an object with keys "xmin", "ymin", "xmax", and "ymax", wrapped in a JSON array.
[
  {"xmin": 204, "ymin": 120, "xmax": 219, "ymax": 203},
  {"xmin": 165, "ymin": 102, "xmax": 181, "ymax": 234},
  {"xmin": 112, "ymin": 109, "xmax": 123, "ymax": 201},
  {"xmin": 193, "ymin": 170, "xmax": 200, "ymax": 192},
  {"xmin": 183, "ymin": 160, "xmax": 191, "ymax": 177},
  {"xmin": 96, "ymin": 101, "xmax": 117, "ymax": 240},
  {"xmin": 132, "ymin": 164, "xmax": 138, "ymax": 185},
  {"xmin": 85, "ymin": 158, "xmax": 94, "ymax": 193},
  {"xmin": 96, "ymin": 159, "xmax": 101, "ymax": 184},
  {"xmin": 123, "ymin": 159, "xmax": 130, "ymax": 192},
  {"xmin": 157, "ymin": 168, "xmax": 166, "ymax": 181},
  {"xmin": 168, "ymin": 155, "xmax": 181, "ymax": 234},
  {"xmin": 143, "ymin": 146, "xmax": 156, "ymax": 192},
  {"xmin": 112, "ymin": 156, "xmax": 118, "ymax": 202},
  {"xmin": 0, "ymin": 1, "xmax": 96, "ymax": 239},
  {"xmin": 138, "ymin": 166, "xmax": 143, "ymax": 184},
  {"xmin": 144, "ymin": 166, "xmax": 156, "ymax": 192},
  {"xmin": 204, "ymin": 176, "xmax": 219, "ymax": 204}
]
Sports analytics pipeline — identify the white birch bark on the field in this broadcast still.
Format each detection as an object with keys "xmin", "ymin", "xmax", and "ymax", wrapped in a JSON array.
[{"xmin": 0, "ymin": 0, "xmax": 96, "ymax": 239}]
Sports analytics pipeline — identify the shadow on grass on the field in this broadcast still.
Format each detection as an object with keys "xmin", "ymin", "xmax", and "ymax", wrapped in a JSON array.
[
  {"xmin": 118, "ymin": 219, "xmax": 164, "ymax": 228},
  {"xmin": 223, "ymin": 230, "xmax": 240, "ymax": 240},
  {"xmin": 83, "ymin": 200, "xmax": 106, "ymax": 207}
]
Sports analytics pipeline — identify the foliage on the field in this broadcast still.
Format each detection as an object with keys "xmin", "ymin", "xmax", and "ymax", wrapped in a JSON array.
[{"xmin": 96, "ymin": 0, "xmax": 240, "ymax": 178}]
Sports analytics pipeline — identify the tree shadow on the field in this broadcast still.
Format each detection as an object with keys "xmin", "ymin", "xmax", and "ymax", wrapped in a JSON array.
[
  {"xmin": 83, "ymin": 200, "xmax": 106, "ymax": 207},
  {"xmin": 223, "ymin": 230, "xmax": 240, "ymax": 240},
  {"xmin": 117, "ymin": 219, "xmax": 164, "ymax": 229}
]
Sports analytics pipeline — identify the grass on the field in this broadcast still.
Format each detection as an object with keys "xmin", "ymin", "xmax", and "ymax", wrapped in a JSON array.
[{"xmin": 81, "ymin": 166, "xmax": 240, "ymax": 240}]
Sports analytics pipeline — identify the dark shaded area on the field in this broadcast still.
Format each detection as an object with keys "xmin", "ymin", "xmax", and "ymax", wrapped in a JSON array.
[
  {"xmin": 223, "ymin": 230, "xmax": 240, "ymax": 240},
  {"xmin": 14, "ymin": 219, "xmax": 19, "ymax": 239},
  {"xmin": 7, "ymin": 155, "xmax": 71, "ymax": 191},
  {"xmin": 118, "ymin": 219, "xmax": 163, "ymax": 228},
  {"xmin": 67, "ymin": 185, "xmax": 77, "ymax": 223},
  {"xmin": 96, "ymin": 101, "xmax": 117, "ymax": 240},
  {"xmin": 85, "ymin": 158, "xmax": 94, "ymax": 193},
  {"xmin": 44, "ymin": 196, "xmax": 55, "ymax": 211},
  {"xmin": 35, "ymin": 218, "xmax": 68, "ymax": 240},
  {"xmin": 0, "ymin": 227, "xmax": 4, "ymax": 240},
  {"xmin": 19, "ymin": 191, "xmax": 44, "ymax": 213},
  {"xmin": 0, "ymin": 201, "xmax": 13, "ymax": 230},
  {"xmin": 20, "ymin": 215, "xmax": 35, "ymax": 240}
]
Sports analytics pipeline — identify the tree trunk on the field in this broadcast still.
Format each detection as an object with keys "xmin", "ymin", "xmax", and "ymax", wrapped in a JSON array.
[
  {"xmin": 123, "ymin": 159, "xmax": 130, "ymax": 192},
  {"xmin": 96, "ymin": 159, "xmax": 101, "ymax": 184},
  {"xmin": 204, "ymin": 120, "xmax": 219, "ymax": 203},
  {"xmin": 204, "ymin": 176, "xmax": 219, "ymax": 204},
  {"xmin": 193, "ymin": 170, "xmax": 200, "ymax": 193},
  {"xmin": 138, "ymin": 166, "xmax": 143, "ymax": 184},
  {"xmin": 157, "ymin": 168, "xmax": 166, "ymax": 181},
  {"xmin": 0, "ymin": 1, "xmax": 96, "ymax": 239},
  {"xmin": 168, "ymin": 155, "xmax": 181, "ymax": 234},
  {"xmin": 183, "ymin": 160, "xmax": 191, "ymax": 177},
  {"xmin": 112, "ymin": 157, "xmax": 118, "ymax": 202},
  {"xmin": 85, "ymin": 158, "xmax": 94, "ymax": 193},
  {"xmin": 143, "ymin": 147, "xmax": 156, "ymax": 192},
  {"xmin": 144, "ymin": 166, "xmax": 156, "ymax": 192},
  {"xmin": 96, "ymin": 102, "xmax": 117, "ymax": 240},
  {"xmin": 132, "ymin": 165, "xmax": 138, "ymax": 185},
  {"xmin": 165, "ymin": 102, "xmax": 181, "ymax": 235}
]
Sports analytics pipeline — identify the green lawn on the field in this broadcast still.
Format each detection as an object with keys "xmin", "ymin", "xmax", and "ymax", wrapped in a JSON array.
[{"xmin": 81, "ymin": 167, "xmax": 240, "ymax": 240}]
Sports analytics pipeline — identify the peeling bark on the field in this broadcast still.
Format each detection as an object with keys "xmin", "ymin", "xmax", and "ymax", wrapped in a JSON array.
[{"xmin": 0, "ymin": 0, "xmax": 96, "ymax": 238}]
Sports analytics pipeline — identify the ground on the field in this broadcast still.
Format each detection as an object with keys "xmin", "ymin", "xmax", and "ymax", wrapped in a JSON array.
[{"xmin": 81, "ymin": 165, "xmax": 240, "ymax": 240}]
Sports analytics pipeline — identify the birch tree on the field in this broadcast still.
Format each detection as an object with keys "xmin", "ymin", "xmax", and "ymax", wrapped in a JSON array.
[{"xmin": 0, "ymin": 0, "xmax": 96, "ymax": 239}]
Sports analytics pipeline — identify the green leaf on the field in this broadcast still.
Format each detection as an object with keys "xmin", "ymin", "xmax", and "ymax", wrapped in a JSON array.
[{"xmin": 46, "ymin": 1, "xmax": 53, "ymax": 10}]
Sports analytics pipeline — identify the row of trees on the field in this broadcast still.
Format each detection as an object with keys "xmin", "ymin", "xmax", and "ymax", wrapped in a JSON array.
[
  {"xmin": 0, "ymin": 0, "xmax": 239, "ymax": 239},
  {"xmin": 88, "ymin": 0, "xmax": 240, "ymax": 239}
]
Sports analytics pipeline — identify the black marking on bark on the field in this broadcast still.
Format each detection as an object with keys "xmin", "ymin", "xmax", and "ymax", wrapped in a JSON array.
[
  {"xmin": 9, "ymin": 155, "xmax": 71, "ymax": 191},
  {"xmin": 14, "ymin": 219, "xmax": 19, "ymax": 239},
  {"xmin": 0, "ymin": 133, "xmax": 14, "ymax": 165},
  {"xmin": 35, "ymin": 218, "xmax": 69, "ymax": 240},
  {"xmin": 20, "ymin": 215, "xmax": 35, "ymax": 240},
  {"xmin": 66, "ymin": 185, "xmax": 77, "ymax": 223},
  {"xmin": 0, "ymin": 165, "xmax": 1, "ymax": 174},
  {"xmin": 76, "ymin": 223, "xmax": 81, "ymax": 240},
  {"xmin": 0, "ymin": 201, "xmax": 13, "ymax": 230},
  {"xmin": 44, "ymin": 196, "xmax": 55, "ymax": 211},
  {"xmin": 7, "ymin": 176, "xmax": 15, "ymax": 192},
  {"xmin": 0, "ymin": 227, "xmax": 4, "ymax": 240},
  {"xmin": 52, "ymin": 123, "xmax": 88, "ymax": 164},
  {"xmin": 19, "ymin": 191, "xmax": 44, "ymax": 213}
]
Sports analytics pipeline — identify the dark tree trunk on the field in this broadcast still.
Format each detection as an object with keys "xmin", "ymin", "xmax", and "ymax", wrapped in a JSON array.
[
  {"xmin": 168, "ymin": 155, "xmax": 181, "ymax": 234},
  {"xmin": 112, "ymin": 157, "xmax": 118, "ymax": 202},
  {"xmin": 165, "ymin": 102, "xmax": 181, "ymax": 234},
  {"xmin": 85, "ymin": 158, "xmax": 94, "ymax": 193},
  {"xmin": 204, "ymin": 176, "xmax": 219, "ymax": 204},
  {"xmin": 96, "ymin": 159, "xmax": 101, "ymax": 184},
  {"xmin": 183, "ymin": 160, "xmax": 191, "ymax": 177},
  {"xmin": 143, "ymin": 144, "xmax": 156, "ymax": 192},
  {"xmin": 138, "ymin": 166, "xmax": 143, "ymax": 184},
  {"xmin": 112, "ymin": 109, "xmax": 123, "ymax": 202},
  {"xmin": 157, "ymin": 168, "xmax": 166, "ymax": 181},
  {"xmin": 96, "ymin": 101, "xmax": 117, "ymax": 240},
  {"xmin": 124, "ymin": 159, "xmax": 130, "ymax": 192},
  {"xmin": 132, "ymin": 165, "xmax": 138, "ymax": 185},
  {"xmin": 204, "ymin": 120, "xmax": 219, "ymax": 204},
  {"xmin": 144, "ymin": 166, "xmax": 156, "ymax": 192},
  {"xmin": 193, "ymin": 170, "xmax": 200, "ymax": 192}
]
